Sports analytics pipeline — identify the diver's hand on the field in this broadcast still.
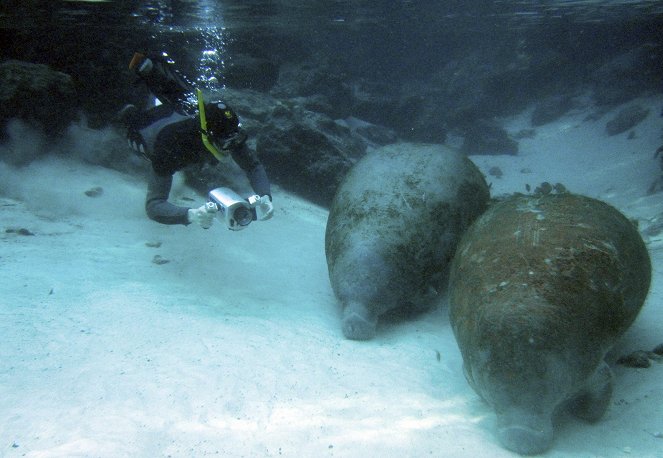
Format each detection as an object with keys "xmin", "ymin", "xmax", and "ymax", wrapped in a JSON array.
[
  {"xmin": 255, "ymin": 195, "xmax": 273, "ymax": 221},
  {"xmin": 127, "ymin": 129, "xmax": 148, "ymax": 157},
  {"xmin": 187, "ymin": 202, "xmax": 217, "ymax": 229}
]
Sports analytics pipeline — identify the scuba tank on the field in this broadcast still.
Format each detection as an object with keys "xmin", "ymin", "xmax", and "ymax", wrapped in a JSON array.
[
  {"xmin": 127, "ymin": 51, "xmax": 241, "ymax": 162},
  {"xmin": 129, "ymin": 52, "xmax": 197, "ymax": 115}
]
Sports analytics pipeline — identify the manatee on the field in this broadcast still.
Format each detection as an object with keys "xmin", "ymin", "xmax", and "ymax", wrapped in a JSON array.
[
  {"xmin": 325, "ymin": 143, "xmax": 489, "ymax": 340},
  {"xmin": 448, "ymin": 193, "xmax": 651, "ymax": 455}
]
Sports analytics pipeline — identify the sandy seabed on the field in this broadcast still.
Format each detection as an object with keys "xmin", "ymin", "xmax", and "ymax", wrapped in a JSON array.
[{"xmin": 1, "ymin": 95, "xmax": 662, "ymax": 457}]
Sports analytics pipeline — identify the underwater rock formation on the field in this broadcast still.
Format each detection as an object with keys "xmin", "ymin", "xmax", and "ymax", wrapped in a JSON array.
[{"xmin": 0, "ymin": 60, "xmax": 78, "ymax": 137}]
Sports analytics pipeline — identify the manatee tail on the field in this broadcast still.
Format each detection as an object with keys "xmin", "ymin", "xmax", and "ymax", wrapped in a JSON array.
[
  {"xmin": 497, "ymin": 411, "xmax": 554, "ymax": 456},
  {"xmin": 342, "ymin": 302, "xmax": 377, "ymax": 340}
]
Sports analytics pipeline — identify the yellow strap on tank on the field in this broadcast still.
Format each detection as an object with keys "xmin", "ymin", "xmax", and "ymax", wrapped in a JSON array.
[{"xmin": 196, "ymin": 88, "xmax": 225, "ymax": 161}]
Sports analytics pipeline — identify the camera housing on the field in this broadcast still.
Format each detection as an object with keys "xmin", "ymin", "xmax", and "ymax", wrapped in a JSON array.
[{"xmin": 208, "ymin": 187, "xmax": 257, "ymax": 231}]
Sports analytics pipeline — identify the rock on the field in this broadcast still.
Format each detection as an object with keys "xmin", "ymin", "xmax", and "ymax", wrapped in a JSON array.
[
  {"xmin": 531, "ymin": 95, "xmax": 573, "ymax": 126},
  {"xmin": 348, "ymin": 79, "xmax": 408, "ymax": 137},
  {"xmin": 653, "ymin": 343, "xmax": 663, "ymax": 355},
  {"xmin": 270, "ymin": 60, "xmax": 354, "ymax": 119},
  {"xmin": 605, "ymin": 104, "xmax": 650, "ymax": 136},
  {"xmin": 255, "ymin": 103, "xmax": 367, "ymax": 208},
  {"xmin": 534, "ymin": 181, "xmax": 553, "ymax": 196},
  {"xmin": 0, "ymin": 60, "xmax": 79, "ymax": 137},
  {"xmin": 459, "ymin": 119, "xmax": 518, "ymax": 156},
  {"xmin": 488, "ymin": 166, "xmax": 503, "ymax": 178},
  {"xmin": 182, "ymin": 89, "xmax": 367, "ymax": 208},
  {"xmin": 617, "ymin": 351, "xmax": 652, "ymax": 368},
  {"xmin": 152, "ymin": 255, "xmax": 169, "ymax": 265},
  {"xmin": 336, "ymin": 116, "xmax": 398, "ymax": 147},
  {"xmin": 514, "ymin": 129, "xmax": 536, "ymax": 140},
  {"xmin": 84, "ymin": 186, "xmax": 103, "ymax": 197}
]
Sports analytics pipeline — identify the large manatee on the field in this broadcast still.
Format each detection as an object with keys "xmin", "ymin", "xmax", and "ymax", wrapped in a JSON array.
[
  {"xmin": 448, "ymin": 193, "xmax": 651, "ymax": 455},
  {"xmin": 325, "ymin": 143, "xmax": 489, "ymax": 340}
]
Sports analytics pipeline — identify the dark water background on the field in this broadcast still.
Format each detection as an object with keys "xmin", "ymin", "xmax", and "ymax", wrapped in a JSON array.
[
  {"xmin": 4, "ymin": 0, "xmax": 663, "ymax": 29},
  {"xmin": 1, "ymin": 1, "xmax": 663, "ymax": 128}
]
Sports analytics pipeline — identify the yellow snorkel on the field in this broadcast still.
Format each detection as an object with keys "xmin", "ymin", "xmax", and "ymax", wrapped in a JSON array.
[{"xmin": 196, "ymin": 88, "xmax": 225, "ymax": 161}]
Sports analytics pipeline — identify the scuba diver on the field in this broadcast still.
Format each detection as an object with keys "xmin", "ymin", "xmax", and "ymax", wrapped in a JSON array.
[{"xmin": 119, "ymin": 52, "xmax": 273, "ymax": 229}]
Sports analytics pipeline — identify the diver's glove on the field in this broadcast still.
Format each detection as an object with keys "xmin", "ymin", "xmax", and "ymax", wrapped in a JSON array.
[
  {"xmin": 254, "ymin": 195, "xmax": 273, "ymax": 221},
  {"xmin": 127, "ymin": 129, "xmax": 148, "ymax": 159},
  {"xmin": 187, "ymin": 202, "xmax": 218, "ymax": 229}
]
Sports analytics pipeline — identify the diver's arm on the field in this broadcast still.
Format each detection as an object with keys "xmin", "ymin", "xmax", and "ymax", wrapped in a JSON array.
[
  {"xmin": 247, "ymin": 163, "xmax": 271, "ymax": 200},
  {"xmin": 230, "ymin": 143, "xmax": 272, "ymax": 199},
  {"xmin": 145, "ymin": 169, "xmax": 191, "ymax": 225}
]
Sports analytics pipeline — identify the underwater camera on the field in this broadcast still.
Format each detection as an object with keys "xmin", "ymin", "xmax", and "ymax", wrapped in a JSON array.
[{"xmin": 208, "ymin": 187, "xmax": 259, "ymax": 231}]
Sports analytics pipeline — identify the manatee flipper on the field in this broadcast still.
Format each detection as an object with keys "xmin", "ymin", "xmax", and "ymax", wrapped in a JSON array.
[
  {"xmin": 342, "ymin": 301, "xmax": 377, "ymax": 340},
  {"xmin": 567, "ymin": 361, "xmax": 614, "ymax": 422},
  {"xmin": 496, "ymin": 411, "xmax": 554, "ymax": 456}
]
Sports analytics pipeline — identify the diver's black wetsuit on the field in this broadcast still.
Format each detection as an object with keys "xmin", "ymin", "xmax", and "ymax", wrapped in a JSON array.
[
  {"xmin": 124, "ymin": 53, "xmax": 271, "ymax": 225},
  {"xmin": 138, "ymin": 104, "xmax": 271, "ymax": 225}
]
